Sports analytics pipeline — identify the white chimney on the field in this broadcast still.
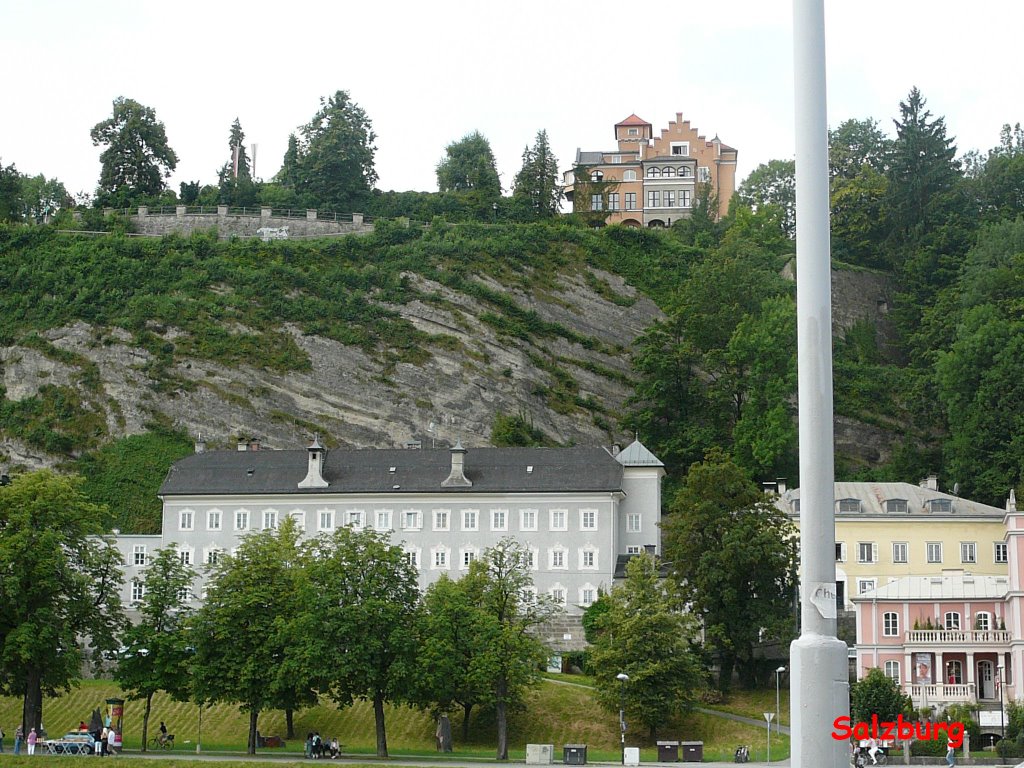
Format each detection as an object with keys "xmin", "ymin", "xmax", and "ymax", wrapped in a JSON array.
[
  {"xmin": 298, "ymin": 434, "xmax": 329, "ymax": 489},
  {"xmin": 441, "ymin": 441, "xmax": 472, "ymax": 488}
]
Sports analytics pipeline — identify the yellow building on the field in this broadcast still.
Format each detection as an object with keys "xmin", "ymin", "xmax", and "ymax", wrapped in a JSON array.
[
  {"xmin": 562, "ymin": 113, "xmax": 737, "ymax": 225},
  {"xmin": 777, "ymin": 478, "xmax": 1008, "ymax": 609}
]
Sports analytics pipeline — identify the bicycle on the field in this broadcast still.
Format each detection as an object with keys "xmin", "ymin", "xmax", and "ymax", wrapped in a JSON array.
[
  {"xmin": 853, "ymin": 746, "xmax": 888, "ymax": 766},
  {"xmin": 148, "ymin": 734, "xmax": 174, "ymax": 751}
]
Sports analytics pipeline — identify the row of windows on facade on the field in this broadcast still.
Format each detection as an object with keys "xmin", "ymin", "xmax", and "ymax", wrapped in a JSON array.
[
  {"xmin": 174, "ymin": 507, "xmax": 639, "ymax": 534},
  {"xmin": 590, "ymin": 167, "xmax": 710, "ymax": 182},
  {"xmin": 839, "ymin": 541, "xmax": 1007, "ymax": 565},
  {"xmin": 129, "ymin": 578, "xmax": 602, "ymax": 609},
  {"xmin": 590, "ymin": 190, "xmax": 694, "ymax": 211},
  {"xmin": 134, "ymin": 542, "xmax": 612, "ymax": 572},
  {"xmin": 876, "ymin": 610, "xmax": 1004, "ymax": 638},
  {"xmin": 797, "ymin": 498, "xmax": 956, "ymax": 514},
  {"xmin": 877, "ymin": 658, "xmax": 1012, "ymax": 687}
]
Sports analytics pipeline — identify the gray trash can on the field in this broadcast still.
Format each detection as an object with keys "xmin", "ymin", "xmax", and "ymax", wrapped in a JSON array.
[
  {"xmin": 657, "ymin": 740, "xmax": 680, "ymax": 762},
  {"xmin": 563, "ymin": 744, "xmax": 587, "ymax": 765},
  {"xmin": 681, "ymin": 741, "xmax": 703, "ymax": 762}
]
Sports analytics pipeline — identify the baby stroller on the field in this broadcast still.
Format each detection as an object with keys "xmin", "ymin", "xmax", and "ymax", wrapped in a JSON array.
[{"xmin": 734, "ymin": 744, "xmax": 750, "ymax": 763}]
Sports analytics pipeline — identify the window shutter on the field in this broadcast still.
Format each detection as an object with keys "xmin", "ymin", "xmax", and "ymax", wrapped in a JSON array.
[{"xmin": 872, "ymin": 543, "xmax": 878, "ymax": 563}]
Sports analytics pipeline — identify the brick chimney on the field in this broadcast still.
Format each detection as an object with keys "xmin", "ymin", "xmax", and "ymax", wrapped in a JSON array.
[
  {"xmin": 441, "ymin": 441, "xmax": 472, "ymax": 488},
  {"xmin": 298, "ymin": 434, "xmax": 329, "ymax": 488}
]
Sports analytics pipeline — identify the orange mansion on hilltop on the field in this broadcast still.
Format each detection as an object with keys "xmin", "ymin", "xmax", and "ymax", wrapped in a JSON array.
[{"xmin": 562, "ymin": 112, "xmax": 738, "ymax": 227}]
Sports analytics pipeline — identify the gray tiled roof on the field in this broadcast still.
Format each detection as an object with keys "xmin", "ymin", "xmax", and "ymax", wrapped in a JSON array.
[
  {"xmin": 854, "ymin": 573, "xmax": 1009, "ymax": 601},
  {"xmin": 575, "ymin": 151, "xmax": 606, "ymax": 165},
  {"xmin": 159, "ymin": 446, "xmax": 626, "ymax": 497},
  {"xmin": 778, "ymin": 482, "xmax": 1006, "ymax": 519}
]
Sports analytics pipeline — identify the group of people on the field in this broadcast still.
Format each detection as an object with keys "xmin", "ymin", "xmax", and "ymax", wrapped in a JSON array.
[
  {"xmin": 1, "ymin": 725, "xmax": 39, "ymax": 755},
  {"xmin": 305, "ymin": 732, "xmax": 340, "ymax": 759}
]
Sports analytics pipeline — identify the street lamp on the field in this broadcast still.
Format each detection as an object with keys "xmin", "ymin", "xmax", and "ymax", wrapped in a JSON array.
[
  {"xmin": 998, "ymin": 664, "xmax": 1006, "ymax": 740},
  {"xmin": 492, "ymin": 202, "xmax": 498, "ymax": 223},
  {"xmin": 616, "ymin": 673, "xmax": 629, "ymax": 765},
  {"xmin": 775, "ymin": 666, "xmax": 786, "ymax": 735}
]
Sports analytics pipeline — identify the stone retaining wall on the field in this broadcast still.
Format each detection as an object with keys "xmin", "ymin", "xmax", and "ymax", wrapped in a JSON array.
[{"xmin": 122, "ymin": 207, "xmax": 374, "ymax": 239}]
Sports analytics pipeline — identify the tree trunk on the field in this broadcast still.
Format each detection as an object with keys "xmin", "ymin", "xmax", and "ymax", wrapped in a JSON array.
[
  {"xmin": 141, "ymin": 692, "xmax": 153, "ymax": 751},
  {"xmin": 373, "ymin": 692, "xmax": 388, "ymax": 757},
  {"xmin": 23, "ymin": 666, "xmax": 43, "ymax": 732},
  {"xmin": 717, "ymin": 650, "xmax": 736, "ymax": 692},
  {"xmin": 462, "ymin": 703, "xmax": 474, "ymax": 742},
  {"xmin": 248, "ymin": 709, "xmax": 259, "ymax": 755},
  {"xmin": 496, "ymin": 677, "xmax": 509, "ymax": 761},
  {"xmin": 286, "ymin": 708, "xmax": 295, "ymax": 739}
]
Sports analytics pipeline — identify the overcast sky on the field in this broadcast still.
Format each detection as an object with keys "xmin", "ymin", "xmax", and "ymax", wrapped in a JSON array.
[{"xmin": 2, "ymin": 0, "xmax": 1022, "ymax": 202}]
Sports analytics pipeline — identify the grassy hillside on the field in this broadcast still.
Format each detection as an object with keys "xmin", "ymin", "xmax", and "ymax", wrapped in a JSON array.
[{"xmin": 0, "ymin": 678, "xmax": 788, "ymax": 762}]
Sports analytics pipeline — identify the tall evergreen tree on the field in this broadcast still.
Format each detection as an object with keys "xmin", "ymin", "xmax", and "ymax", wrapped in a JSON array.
[
  {"xmin": 512, "ymin": 129, "xmax": 561, "ymax": 220},
  {"xmin": 217, "ymin": 118, "xmax": 256, "ymax": 207},
  {"xmin": 885, "ymin": 87, "xmax": 964, "ymax": 261}
]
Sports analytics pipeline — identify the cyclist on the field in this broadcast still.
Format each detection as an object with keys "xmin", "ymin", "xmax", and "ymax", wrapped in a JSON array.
[{"xmin": 159, "ymin": 721, "xmax": 168, "ymax": 746}]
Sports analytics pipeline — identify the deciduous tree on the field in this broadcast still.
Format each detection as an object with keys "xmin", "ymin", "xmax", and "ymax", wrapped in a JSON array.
[
  {"xmin": 436, "ymin": 131, "xmax": 501, "ymax": 219},
  {"xmin": 662, "ymin": 450, "xmax": 798, "ymax": 691},
  {"xmin": 462, "ymin": 538, "xmax": 558, "ymax": 760},
  {"xmin": 90, "ymin": 97, "xmax": 178, "ymax": 208},
  {"xmin": 737, "ymin": 159, "xmax": 795, "ymax": 237},
  {"xmin": 0, "ymin": 470, "xmax": 124, "ymax": 733},
  {"xmin": 189, "ymin": 518, "xmax": 305, "ymax": 754},
  {"xmin": 113, "ymin": 545, "xmax": 194, "ymax": 750},
  {"xmin": 296, "ymin": 527, "xmax": 419, "ymax": 757},
  {"xmin": 588, "ymin": 554, "xmax": 704, "ymax": 738},
  {"xmin": 850, "ymin": 668, "xmax": 912, "ymax": 725}
]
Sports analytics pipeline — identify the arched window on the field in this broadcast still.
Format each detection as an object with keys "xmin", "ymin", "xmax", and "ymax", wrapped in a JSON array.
[
  {"xmin": 680, "ymin": 166, "xmax": 693, "ymax": 177},
  {"xmin": 884, "ymin": 660, "xmax": 900, "ymax": 683},
  {"xmin": 623, "ymin": 170, "xmax": 637, "ymax": 181},
  {"xmin": 664, "ymin": 167, "xmax": 676, "ymax": 177},
  {"xmin": 647, "ymin": 167, "xmax": 661, "ymax": 178}
]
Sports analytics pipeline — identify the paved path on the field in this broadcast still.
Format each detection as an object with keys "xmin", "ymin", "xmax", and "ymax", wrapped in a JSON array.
[{"xmin": 115, "ymin": 753, "xmax": 790, "ymax": 767}]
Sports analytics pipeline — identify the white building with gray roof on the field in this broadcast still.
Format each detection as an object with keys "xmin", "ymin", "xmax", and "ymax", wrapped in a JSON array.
[{"xmin": 113, "ymin": 438, "xmax": 665, "ymax": 620}]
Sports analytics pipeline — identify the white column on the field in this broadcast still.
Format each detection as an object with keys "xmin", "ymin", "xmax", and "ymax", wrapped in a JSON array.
[{"xmin": 789, "ymin": 1, "xmax": 848, "ymax": 766}]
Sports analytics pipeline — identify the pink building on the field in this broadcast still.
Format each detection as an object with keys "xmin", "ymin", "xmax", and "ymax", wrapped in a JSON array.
[{"xmin": 852, "ymin": 491, "xmax": 1024, "ymax": 738}]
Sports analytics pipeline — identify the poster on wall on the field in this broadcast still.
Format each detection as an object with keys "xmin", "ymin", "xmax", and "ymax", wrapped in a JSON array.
[{"xmin": 913, "ymin": 653, "xmax": 932, "ymax": 684}]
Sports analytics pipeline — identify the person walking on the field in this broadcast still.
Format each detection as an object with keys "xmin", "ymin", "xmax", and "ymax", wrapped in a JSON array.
[
  {"xmin": 107, "ymin": 727, "xmax": 116, "ymax": 755},
  {"xmin": 14, "ymin": 725, "xmax": 23, "ymax": 755},
  {"xmin": 946, "ymin": 737, "xmax": 956, "ymax": 767},
  {"xmin": 0, "ymin": 725, "xmax": 5, "ymax": 752},
  {"xmin": 27, "ymin": 727, "xmax": 37, "ymax": 755}
]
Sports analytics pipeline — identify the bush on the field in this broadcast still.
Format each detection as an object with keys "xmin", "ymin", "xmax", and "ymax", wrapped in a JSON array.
[
  {"xmin": 996, "ymin": 736, "xmax": 1024, "ymax": 759},
  {"xmin": 910, "ymin": 738, "xmax": 946, "ymax": 756}
]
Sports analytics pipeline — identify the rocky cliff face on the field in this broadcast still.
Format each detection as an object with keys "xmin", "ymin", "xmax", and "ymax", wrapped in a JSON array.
[{"xmin": 0, "ymin": 267, "xmax": 661, "ymax": 466}]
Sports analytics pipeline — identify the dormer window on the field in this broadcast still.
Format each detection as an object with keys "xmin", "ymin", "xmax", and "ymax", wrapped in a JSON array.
[
  {"xmin": 886, "ymin": 499, "xmax": 909, "ymax": 513},
  {"xmin": 928, "ymin": 499, "xmax": 953, "ymax": 513},
  {"xmin": 837, "ymin": 498, "xmax": 861, "ymax": 513}
]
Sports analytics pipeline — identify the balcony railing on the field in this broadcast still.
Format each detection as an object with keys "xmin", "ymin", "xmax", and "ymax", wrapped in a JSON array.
[
  {"xmin": 909, "ymin": 683, "xmax": 975, "ymax": 702},
  {"xmin": 905, "ymin": 629, "xmax": 1012, "ymax": 644}
]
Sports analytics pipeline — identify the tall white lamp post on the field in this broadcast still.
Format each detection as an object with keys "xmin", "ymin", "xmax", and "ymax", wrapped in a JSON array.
[
  {"xmin": 775, "ymin": 666, "xmax": 786, "ymax": 735},
  {"xmin": 616, "ymin": 673, "xmax": 629, "ymax": 765}
]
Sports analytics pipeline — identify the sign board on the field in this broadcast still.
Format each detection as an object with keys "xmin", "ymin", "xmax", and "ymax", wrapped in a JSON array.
[
  {"xmin": 764, "ymin": 712, "xmax": 775, "ymax": 723},
  {"xmin": 979, "ymin": 710, "xmax": 1006, "ymax": 727}
]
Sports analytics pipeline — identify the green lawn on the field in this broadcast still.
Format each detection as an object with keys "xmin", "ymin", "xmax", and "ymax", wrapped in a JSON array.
[{"xmin": 0, "ymin": 677, "xmax": 789, "ymax": 761}]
